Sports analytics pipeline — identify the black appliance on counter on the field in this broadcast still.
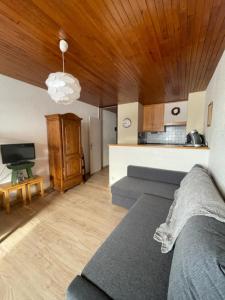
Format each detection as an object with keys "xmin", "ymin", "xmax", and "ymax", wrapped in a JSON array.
[{"xmin": 186, "ymin": 130, "xmax": 205, "ymax": 147}]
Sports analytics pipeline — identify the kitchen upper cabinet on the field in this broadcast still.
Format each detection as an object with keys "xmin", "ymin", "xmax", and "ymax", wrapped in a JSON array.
[{"xmin": 143, "ymin": 104, "xmax": 165, "ymax": 132}]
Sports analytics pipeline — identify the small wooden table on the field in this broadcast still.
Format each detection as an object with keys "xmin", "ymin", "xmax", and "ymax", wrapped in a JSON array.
[
  {"xmin": 0, "ymin": 176, "xmax": 44, "ymax": 213},
  {"xmin": 26, "ymin": 176, "xmax": 44, "ymax": 203},
  {"xmin": 0, "ymin": 181, "xmax": 27, "ymax": 213}
]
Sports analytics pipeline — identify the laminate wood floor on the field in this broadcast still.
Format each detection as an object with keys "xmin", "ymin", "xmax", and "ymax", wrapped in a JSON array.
[{"xmin": 0, "ymin": 168, "xmax": 127, "ymax": 300}]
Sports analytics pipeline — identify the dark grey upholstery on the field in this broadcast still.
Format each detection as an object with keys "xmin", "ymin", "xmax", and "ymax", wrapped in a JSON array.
[
  {"xmin": 111, "ymin": 176, "xmax": 177, "ymax": 208},
  {"xmin": 127, "ymin": 165, "xmax": 187, "ymax": 185},
  {"xmin": 168, "ymin": 216, "xmax": 225, "ymax": 300},
  {"xmin": 111, "ymin": 165, "xmax": 186, "ymax": 209},
  {"xmin": 111, "ymin": 193, "xmax": 137, "ymax": 209},
  {"xmin": 67, "ymin": 165, "xmax": 225, "ymax": 300},
  {"xmin": 82, "ymin": 194, "xmax": 173, "ymax": 300},
  {"xmin": 67, "ymin": 276, "xmax": 111, "ymax": 300}
]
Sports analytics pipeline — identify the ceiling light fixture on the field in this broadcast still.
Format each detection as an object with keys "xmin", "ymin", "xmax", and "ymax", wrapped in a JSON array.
[{"xmin": 45, "ymin": 40, "xmax": 81, "ymax": 105}]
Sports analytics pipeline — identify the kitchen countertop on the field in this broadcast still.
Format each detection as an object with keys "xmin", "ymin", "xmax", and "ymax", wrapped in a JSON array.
[{"xmin": 109, "ymin": 144, "xmax": 209, "ymax": 150}]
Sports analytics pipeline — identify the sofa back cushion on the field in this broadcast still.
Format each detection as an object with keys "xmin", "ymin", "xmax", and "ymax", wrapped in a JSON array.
[
  {"xmin": 168, "ymin": 215, "xmax": 225, "ymax": 300},
  {"xmin": 127, "ymin": 165, "xmax": 187, "ymax": 185}
]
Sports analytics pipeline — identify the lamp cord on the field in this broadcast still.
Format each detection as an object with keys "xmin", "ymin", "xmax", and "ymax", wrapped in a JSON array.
[{"xmin": 62, "ymin": 52, "xmax": 65, "ymax": 73}]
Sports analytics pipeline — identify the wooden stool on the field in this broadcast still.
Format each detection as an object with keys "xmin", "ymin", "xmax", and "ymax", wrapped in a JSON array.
[
  {"xmin": 0, "ymin": 182, "xmax": 27, "ymax": 213},
  {"xmin": 26, "ymin": 176, "xmax": 44, "ymax": 203}
]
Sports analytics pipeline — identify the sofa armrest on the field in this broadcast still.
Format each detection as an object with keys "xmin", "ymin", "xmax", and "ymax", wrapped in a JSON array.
[
  {"xmin": 67, "ymin": 276, "xmax": 111, "ymax": 300},
  {"xmin": 127, "ymin": 165, "xmax": 187, "ymax": 185}
]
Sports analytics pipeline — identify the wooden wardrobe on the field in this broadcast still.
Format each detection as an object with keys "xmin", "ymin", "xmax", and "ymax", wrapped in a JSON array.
[{"xmin": 45, "ymin": 113, "xmax": 83, "ymax": 192}]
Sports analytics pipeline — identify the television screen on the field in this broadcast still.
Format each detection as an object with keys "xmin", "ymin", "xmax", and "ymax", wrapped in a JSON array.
[{"xmin": 0, "ymin": 143, "xmax": 35, "ymax": 164}]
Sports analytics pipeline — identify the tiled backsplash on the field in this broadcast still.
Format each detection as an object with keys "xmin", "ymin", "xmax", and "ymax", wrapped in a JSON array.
[{"xmin": 139, "ymin": 126, "xmax": 187, "ymax": 144}]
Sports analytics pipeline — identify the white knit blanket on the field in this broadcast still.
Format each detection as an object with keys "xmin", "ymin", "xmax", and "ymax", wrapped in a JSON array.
[{"xmin": 153, "ymin": 166, "xmax": 225, "ymax": 253}]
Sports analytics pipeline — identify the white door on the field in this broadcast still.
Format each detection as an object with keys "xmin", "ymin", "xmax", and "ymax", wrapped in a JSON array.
[{"xmin": 89, "ymin": 117, "xmax": 102, "ymax": 175}]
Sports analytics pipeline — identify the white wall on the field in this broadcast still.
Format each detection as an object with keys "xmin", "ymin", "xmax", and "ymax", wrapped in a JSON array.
[
  {"xmin": 186, "ymin": 91, "xmax": 206, "ymax": 134},
  {"xmin": 109, "ymin": 145, "xmax": 209, "ymax": 185},
  {"xmin": 102, "ymin": 110, "xmax": 117, "ymax": 167},
  {"xmin": 164, "ymin": 101, "xmax": 187, "ymax": 124},
  {"xmin": 117, "ymin": 102, "xmax": 139, "ymax": 144},
  {"xmin": 0, "ymin": 74, "xmax": 99, "ymax": 187},
  {"xmin": 204, "ymin": 51, "xmax": 225, "ymax": 196}
]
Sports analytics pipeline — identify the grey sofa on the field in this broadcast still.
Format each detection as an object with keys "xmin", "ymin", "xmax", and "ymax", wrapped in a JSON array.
[{"xmin": 67, "ymin": 165, "xmax": 225, "ymax": 300}]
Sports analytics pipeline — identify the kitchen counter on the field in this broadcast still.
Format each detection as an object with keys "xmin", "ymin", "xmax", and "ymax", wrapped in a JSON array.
[
  {"xmin": 110, "ymin": 144, "xmax": 209, "ymax": 150},
  {"xmin": 109, "ymin": 144, "xmax": 209, "ymax": 185}
]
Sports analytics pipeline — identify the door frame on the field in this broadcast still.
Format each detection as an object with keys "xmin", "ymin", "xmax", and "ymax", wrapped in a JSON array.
[{"xmin": 89, "ymin": 114, "xmax": 102, "ymax": 175}]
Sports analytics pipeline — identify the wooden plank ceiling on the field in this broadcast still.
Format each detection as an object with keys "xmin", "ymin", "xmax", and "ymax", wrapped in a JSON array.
[{"xmin": 0, "ymin": 0, "xmax": 224, "ymax": 107}]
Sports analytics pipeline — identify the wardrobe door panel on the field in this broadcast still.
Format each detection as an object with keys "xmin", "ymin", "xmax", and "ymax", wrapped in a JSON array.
[
  {"xmin": 62, "ymin": 118, "xmax": 82, "ymax": 181},
  {"xmin": 45, "ymin": 115, "xmax": 63, "ymax": 191}
]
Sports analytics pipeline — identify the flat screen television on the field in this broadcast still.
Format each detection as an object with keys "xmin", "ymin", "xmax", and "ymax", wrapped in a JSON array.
[{"xmin": 0, "ymin": 143, "xmax": 35, "ymax": 164}]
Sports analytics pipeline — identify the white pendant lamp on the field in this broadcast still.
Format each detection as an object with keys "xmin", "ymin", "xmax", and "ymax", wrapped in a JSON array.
[{"xmin": 46, "ymin": 40, "xmax": 81, "ymax": 105}]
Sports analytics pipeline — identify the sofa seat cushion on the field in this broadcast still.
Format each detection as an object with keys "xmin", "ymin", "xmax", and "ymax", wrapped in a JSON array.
[
  {"xmin": 82, "ymin": 194, "xmax": 173, "ymax": 300},
  {"xmin": 168, "ymin": 216, "xmax": 225, "ymax": 300},
  {"xmin": 111, "ymin": 176, "xmax": 178, "ymax": 201}
]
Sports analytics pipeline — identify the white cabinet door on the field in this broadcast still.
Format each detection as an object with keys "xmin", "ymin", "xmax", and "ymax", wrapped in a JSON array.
[{"xmin": 89, "ymin": 117, "xmax": 102, "ymax": 175}]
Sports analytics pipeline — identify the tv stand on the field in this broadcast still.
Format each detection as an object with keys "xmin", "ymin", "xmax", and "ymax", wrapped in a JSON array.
[
  {"xmin": 7, "ymin": 161, "xmax": 35, "ymax": 184},
  {"xmin": 10, "ymin": 161, "xmax": 31, "ymax": 166}
]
